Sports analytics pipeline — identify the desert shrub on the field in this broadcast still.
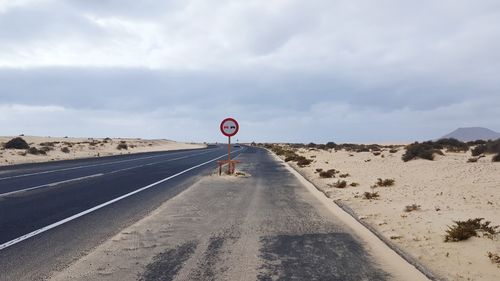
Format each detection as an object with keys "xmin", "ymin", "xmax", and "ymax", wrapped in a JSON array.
[
  {"xmin": 325, "ymin": 142, "xmax": 337, "ymax": 149},
  {"xmin": 4, "ymin": 137, "xmax": 30, "ymax": 149},
  {"xmin": 376, "ymin": 178, "xmax": 395, "ymax": 187},
  {"xmin": 350, "ymin": 182, "xmax": 359, "ymax": 187},
  {"xmin": 389, "ymin": 148, "xmax": 398, "ymax": 153},
  {"xmin": 39, "ymin": 142, "xmax": 57, "ymax": 147},
  {"xmin": 471, "ymin": 145, "xmax": 487, "ymax": 156},
  {"xmin": 39, "ymin": 146, "xmax": 53, "ymax": 152},
  {"xmin": 333, "ymin": 180, "xmax": 347, "ymax": 188},
  {"xmin": 467, "ymin": 157, "xmax": 478, "ymax": 163},
  {"xmin": 319, "ymin": 169, "xmax": 337, "ymax": 178},
  {"xmin": 402, "ymin": 142, "xmax": 440, "ymax": 161},
  {"xmin": 339, "ymin": 173, "xmax": 350, "ymax": 178},
  {"xmin": 493, "ymin": 154, "xmax": 500, "ymax": 162},
  {"xmin": 61, "ymin": 147, "xmax": 70, "ymax": 153},
  {"xmin": 27, "ymin": 147, "xmax": 46, "ymax": 155},
  {"xmin": 471, "ymin": 139, "xmax": 500, "ymax": 156},
  {"xmin": 436, "ymin": 138, "xmax": 469, "ymax": 152},
  {"xmin": 315, "ymin": 168, "xmax": 323, "ymax": 173},
  {"xmin": 444, "ymin": 218, "xmax": 499, "ymax": 242},
  {"xmin": 296, "ymin": 157, "xmax": 313, "ymax": 167},
  {"xmin": 116, "ymin": 143, "xmax": 128, "ymax": 150},
  {"xmin": 404, "ymin": 204, "xmax": 421, "ymax": 212},
  {"xmin": 373, "ymin": 152, "xmax": 381, "ymax": 156},
  {"xmin": 363, "ymin": 191, "xmax": 379, "ymax": 199},
  {"xmin": 487, "ymin": 252, "xmax": 500, "ymax": 267}
]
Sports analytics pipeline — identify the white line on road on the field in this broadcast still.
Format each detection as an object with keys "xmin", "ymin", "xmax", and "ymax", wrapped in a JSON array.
[
  {"xmin": 0, "ymin": 148, "xmax": 244, "ymax": 251},
  {"xmin": 0, "ymin": 174, "xmax": 104, "ymax": 198},
  {"xmin": 0, "ymin": 147, "xmax": 218, "ymax": 181},
  {"xmin": 0, "ymin": 149, "xmax": 219, "ymax": 198}
]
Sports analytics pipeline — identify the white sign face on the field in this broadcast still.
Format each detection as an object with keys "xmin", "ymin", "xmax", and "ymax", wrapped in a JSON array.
[{"xmin": 220, "ymin": 118, "xmax": 239, "ymax": 137}]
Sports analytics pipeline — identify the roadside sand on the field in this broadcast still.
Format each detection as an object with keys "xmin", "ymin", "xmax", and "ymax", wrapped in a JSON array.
[
  {"xmin": 276, "ymin": 146, "xmax": 500, "ymax": 281},
  {"xmin": 0, "ymin": 136, "xmax": 206, "ymax": 166}
]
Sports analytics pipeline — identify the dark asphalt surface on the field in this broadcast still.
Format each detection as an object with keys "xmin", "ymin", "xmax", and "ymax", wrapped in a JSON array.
[
  {"xmin": 0, "ymin": 145, "xmax": 243, "ymax": 280},
  {"xmin": 1, "ymin": 146, "xmax": 393, "ymax": 281}
]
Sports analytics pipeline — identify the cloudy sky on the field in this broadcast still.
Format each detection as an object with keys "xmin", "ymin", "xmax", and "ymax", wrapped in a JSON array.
[{"xmin": 1, "ymin": 0, "xmax": 500, "ymax": 143}]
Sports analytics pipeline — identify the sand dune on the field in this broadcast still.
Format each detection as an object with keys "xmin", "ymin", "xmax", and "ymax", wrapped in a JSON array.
[
  {"xmin": 273, "ymin": 145, "xmax": 500, "ymax": 281},
  {"xmin": 0, "ymin": 136, "xmax": 206, "ymax": 166}
]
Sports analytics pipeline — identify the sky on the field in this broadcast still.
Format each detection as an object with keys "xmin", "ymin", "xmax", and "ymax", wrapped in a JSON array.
[{"xmin": 1, "ymin": 0, "xmax": 500, "ymax": 143}]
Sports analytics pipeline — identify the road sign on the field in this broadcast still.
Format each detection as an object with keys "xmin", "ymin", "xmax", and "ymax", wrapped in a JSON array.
[{"xmin": 220, "ymin": 118, "xmax": 239, "ymax": 137}]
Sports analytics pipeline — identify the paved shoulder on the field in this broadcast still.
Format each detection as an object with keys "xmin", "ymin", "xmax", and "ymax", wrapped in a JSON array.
[{"xmin": 49, "ymin": 146, "xmax": 391, "ymax": 281}]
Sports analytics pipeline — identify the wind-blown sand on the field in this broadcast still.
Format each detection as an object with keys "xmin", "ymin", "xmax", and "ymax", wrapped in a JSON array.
[
  {"xmin": 0, "ymin": 136, "xmax": 206, "ymax": 166},
  {"xmin": 275, "ymin": 146, "xmax": 500, "ymax": 281}
]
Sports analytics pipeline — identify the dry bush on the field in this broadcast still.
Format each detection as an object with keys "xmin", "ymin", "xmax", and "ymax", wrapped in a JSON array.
[
  {"xmin": 339, "ymin": 173, "xmax": 350, "ymax": 178},
  {"xmin": 376, "ymin": 178, "xmax": 395, "ymax": 187},
  {"xmin": 349, "ymin": 182, "xmax": 359, "ymax": 187},
  {"xmin": 487, "ymin": 252, "xmax": 500, "ymax": 267},
  {"xmin": 27, "ymin": 147, "xmax": 46, "ymax": 155},
  {"xmin": 404, "ymin": 204, "xmax": 421, "ymax": 212},
  {"xmin": 444, "ymin": 218, "xmax": 499, "ymax": 242},
  {"xmin": 116, "ymin": 142, "xmax": 128, "ymax": 150},
  {"xmin": 493, "ymin": 154, "xmax": 500, "ymax": 162},
  {"xmin": 363, "ymin": 191, "xmax": 379, "ymax": 199},
  {"xmin": 332, "ymin": 180, "xmax": 347, "ymax": 189},
  {"xmin": 467, "ymin": 157, "xmax": 478, "ymax": 163},
  {"xmin": 373, "ymin": 151, "xmax": 381, "ymax": 156},
  {"xmin": 296, "ymin": 157, "xmax": 313, "ymax": 167},
  {"xmin": 61, "ymin": 147, "xmax": 70, "ymax": 153},
  {"xmin": 319, "ymin": 169, "xmax": 337, "ymax": 178},
  {"xmin": 315, "ymin": 168, "xmax": 323, "ymax": 173},
  {"xmin": 389, "ymin": 148, "xmax": 398, "ymax": 153},
  {"xmin": 4, "ymin": 137, "xmax": 30, "ymax": 149}
]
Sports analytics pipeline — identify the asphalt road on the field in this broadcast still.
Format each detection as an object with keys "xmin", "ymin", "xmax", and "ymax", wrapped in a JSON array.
[
  {"xmin": 0, "ymin": 145, "xmax": 243, "ymax": 280},
  {"xmin": 0, "ymin": 145, "xmax": 400, "ymax": 280}
]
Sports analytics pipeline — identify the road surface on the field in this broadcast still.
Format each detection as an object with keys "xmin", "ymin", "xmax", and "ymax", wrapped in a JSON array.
[{"xmin": 0, "ymin": 146, "xmax": 423, "ymax": 280}]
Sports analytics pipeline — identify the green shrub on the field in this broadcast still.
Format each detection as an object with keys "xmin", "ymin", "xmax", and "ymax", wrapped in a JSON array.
[
  {"xmin": 363, "ymin": 191, "xmax": 379, "ymax": 199},
  {"xmin": 27, "ymin": 147, "xmax": 46, "ymax": 155},
  {"xmin": 4, "ymin": 137, "xmax": 30, "ymax": 149},
  {"xmin": 376, "ymin": 178, "xmax": 395, "ymax": 187},
  {"xmin": 116, "ymin": 142, "xmax": 128, "ymax": 150},
  {"xmin": 319, "ymin": 169, "xmax": 337, "ymax": 178},
  {"xmin": 444, "ymin": 218, "xmax": 499, "ymax": 242}
]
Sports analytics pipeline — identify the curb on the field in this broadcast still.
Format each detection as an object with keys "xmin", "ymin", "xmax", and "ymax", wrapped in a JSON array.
[{"xmin": 264, "ymin": 147, "xmax": 442, "ymax": 281}]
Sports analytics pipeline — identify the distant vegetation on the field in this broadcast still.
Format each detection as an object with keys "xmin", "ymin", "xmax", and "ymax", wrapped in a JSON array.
[
  {"xmin": 470, "ymin": 139, "xmax": 500, "ymax": 163},
  {"xmin": 3, "ymin": 137, "xmax": 30, "ymax": 149},
  {"xmin": 116, "ymin": 141, "xmax": 128, "ymax": 150}
]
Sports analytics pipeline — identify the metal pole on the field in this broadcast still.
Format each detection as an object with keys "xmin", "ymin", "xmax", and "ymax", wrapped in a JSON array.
[{"xmin": 228, "ymin": 136, "xmax": 231, "ymax": 174}]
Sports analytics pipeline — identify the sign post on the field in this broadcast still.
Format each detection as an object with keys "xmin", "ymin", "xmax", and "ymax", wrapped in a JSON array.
[{"xmin": 219, "ymin": 118, "xmax": 239, "ymax": 175}]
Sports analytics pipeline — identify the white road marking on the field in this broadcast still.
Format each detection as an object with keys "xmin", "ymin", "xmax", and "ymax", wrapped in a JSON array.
[
  {"xmin": 0, "ymin": 149, "xmax": 219, "ymax": 198},
  {"xmin": 0, "ymin": 148, "xmax": 244, "ymax": 251},
  {"xmin": 0, "ymin": 147, "xmax": 217, "ymax": 181},
  {"xmin": 0, "ymin": 174, "xmax": 104, "ymax": 198}
]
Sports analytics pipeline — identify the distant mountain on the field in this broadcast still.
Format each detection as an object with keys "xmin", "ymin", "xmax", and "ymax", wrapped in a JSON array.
[{"xmin": 441, "ymin": 127, "xmax": 500, "ymax": 142}]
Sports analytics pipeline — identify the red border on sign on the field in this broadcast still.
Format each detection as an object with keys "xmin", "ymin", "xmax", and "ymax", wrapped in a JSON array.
[{"xmin": 220, "ymin": 118, "xmax": 239, "ymax": 137}]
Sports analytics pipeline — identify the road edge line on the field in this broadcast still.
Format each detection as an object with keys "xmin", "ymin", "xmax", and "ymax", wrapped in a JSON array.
[
  {"xmin": 0, "ymin": 150, "xmax": 241, "ymax": 251},
  {"xmin": 264, "ymin": 148, "xmax": 437, "ymax": 281}
]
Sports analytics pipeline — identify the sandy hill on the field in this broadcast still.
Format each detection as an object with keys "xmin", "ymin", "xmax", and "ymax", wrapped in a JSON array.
[{"xmin": 440, "ymin": 127, "xmax": 500, "ymax": 141}]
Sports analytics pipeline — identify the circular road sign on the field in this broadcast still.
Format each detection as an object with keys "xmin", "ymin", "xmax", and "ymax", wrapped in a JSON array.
[{"xmin": 220, "ymin": 118, "xmax": 239, "ymax": 137}]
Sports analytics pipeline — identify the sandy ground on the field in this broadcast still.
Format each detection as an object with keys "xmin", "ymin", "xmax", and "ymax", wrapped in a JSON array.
[
  {"xmin": 275, "ymin": 146, "xmax": 500, "ymax": 281},
  {"xmin": 0, "ymin": 136, "xmax": 206, "ymax": 166}
]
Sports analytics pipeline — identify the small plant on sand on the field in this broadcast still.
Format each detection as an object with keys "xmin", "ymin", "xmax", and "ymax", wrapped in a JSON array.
[
  {"xmin": 315, "ymin": 168, "xmax": 323, "ymax": 173},
  {"xmin": 373, "ymin": 151, "xmax": 381, "ymax": 156},
  {"xmin": 116, "ymin": 142, "xmax": 128, "ymax": 150},
  {"xmin": 296, "ymin": 157, "xmax": 313, "ymax": 167},
  {"xmin": 61, "ymin": 147, "xmax": 70, "ymax": 153},
  {"xmin": 467, "ymin": 157, "xmax": 478, "ymax": 163},
  {"xmin": 339, "ymin": 173, "xmax": 350, "ymax": 178},
  {"xmin": 332, "ymin": 180, "xmax": 347, "ymax": 189},
  {"xmin": 487, "ymin": 252, "xmax": 500, "ymax": 267},
  {"xmin": 319, "ymin": 169, "xmax": 337, "ymax": 178},
  {"xmin": 493, "ymin": 153, "xmax": 500, "ymax": 162},
  {"xmin": 4, "ymin": 137, "xmax": 30, "ymax": 149},
  {"xmin": 376, "ymin": 178, "xmax": 395, "ymax": 187},
  {"xmin": 444, "ymin": 218, "xmax": 499, "ymax": 242},
  {"xmin": 349, "ymin": 182, "xmax": 359, "ymax": 187},
  {"xmin": 389, "ymin": 148, "xmax": 398, "ymax": 153},
  {"xmin": 404, "ymin": 204, "xmax": 421, "ymax": 212},
  {"xmin": 27, "ymin": 147, "xmax": 46, "ymax": 155},
  {"xmin": 363, "ymin": 191, "xmax": 379, "ymax": 199}
]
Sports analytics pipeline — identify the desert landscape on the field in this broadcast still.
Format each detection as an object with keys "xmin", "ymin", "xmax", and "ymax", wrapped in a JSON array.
[
  {"xmin": 267, "ymin": 139, "xmax": 500, "ymax": 281},
  {"xmin": 0, "ymin": 136, "xmax": 206, "ymax": 166}
]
